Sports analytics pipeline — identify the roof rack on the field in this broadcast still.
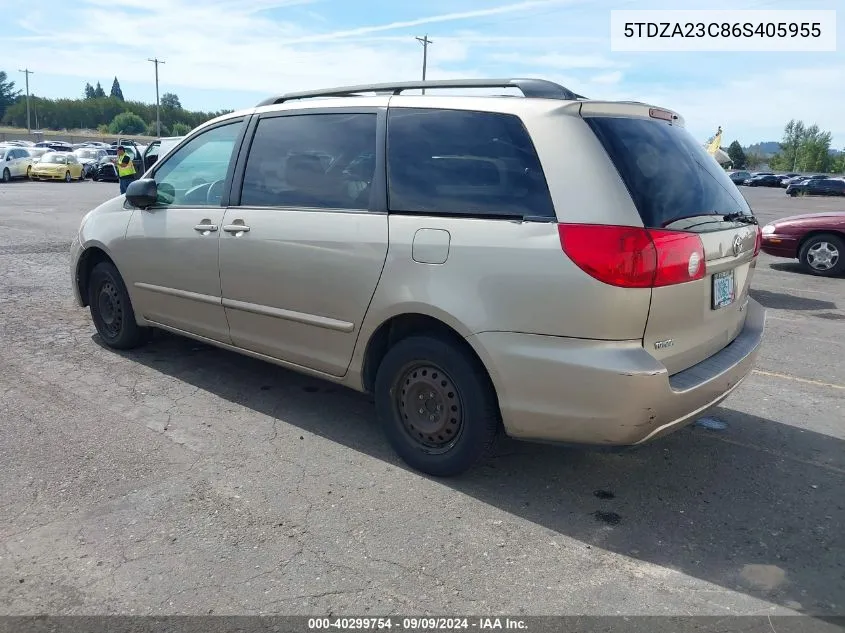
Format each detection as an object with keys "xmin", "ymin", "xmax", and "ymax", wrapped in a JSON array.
[{"xmin": 256, "ymin": 78, "xmax": 586, "ymax": 107}]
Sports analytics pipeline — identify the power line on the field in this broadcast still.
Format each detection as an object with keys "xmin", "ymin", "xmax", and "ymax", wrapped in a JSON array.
[
  {"xmin": 18, "ymin": 69, "xmax": 34, "ymax": 133},
  {"xmin": 147, "ymin": 58, "xmax": 166, "ymax": 136},
  {"xmin": 415, "ymin": 35, "xmax": 432, "ymax": 93}
]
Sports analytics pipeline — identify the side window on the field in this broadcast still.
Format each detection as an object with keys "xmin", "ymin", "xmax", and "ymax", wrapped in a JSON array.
[
  {"xmin": 152, "ymin": 121, "xmax": 242, "ymax": 207},
  {"xmin": 239, "ymin": 113, "xmax": 377, "ymax": 210},
  {"xmin": 387, "ymin": 108, "xmax": 555, "ymax": 219}
]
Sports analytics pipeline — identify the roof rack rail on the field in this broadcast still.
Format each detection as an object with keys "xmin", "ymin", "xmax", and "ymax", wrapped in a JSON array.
[{"xmin": 256, "ymin": 78, "xmax": 586, "ymax": 107}]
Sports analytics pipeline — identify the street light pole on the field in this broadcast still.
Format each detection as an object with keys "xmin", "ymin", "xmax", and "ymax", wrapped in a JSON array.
[
  {"xmin": 147, "ymin": 57, "xmax": 165, "ymax": 136},
  {"xmin": 415, "ymin": 35, "xmax": 432, "ymax": 94},
  {"xmin": 18, "ymin": 68, "xmax": 34, "ymax": 133}
]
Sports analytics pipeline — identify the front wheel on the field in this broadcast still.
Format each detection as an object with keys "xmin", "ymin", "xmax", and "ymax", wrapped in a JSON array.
[
  {"xmin": 374, "ymin": 335, "xmax": 500, "ymax": 477},
  {"xmin": 87, "ymin": 261, "xmax": 150, "ymax": 349},
  {"xmin": 1, "ymin": 168, "xmax": 10, "ymax": 183},
  {"xmin": 65, "ymin": 171, "xmax": 71, "ymax": 183},
  {"xmin": 26, "ymin": 165, "xmax": 32, "ymax": 178},
  {"xmin": 799, "ymin": 233, "xmax": 845, "ymax": 277}
]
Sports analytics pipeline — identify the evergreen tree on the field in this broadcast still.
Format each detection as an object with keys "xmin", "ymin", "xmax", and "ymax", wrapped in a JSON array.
[
  {"xmin": 84, "ymin": 83, "xmax": 96, "ymax": 99},
  {"xmin": 0, "ymin": 70, "xmax": 21, "ymax": 120},
  {"xmin": 727, "ymin": 140, "xmax": 747, "ymax": 169},
  {"xmin": 110, "ymin": 77, "xmax": 124, "ymax": 101},
  {"xmin": 94, "ymin": 82, "xmax": 106, "ymax": 98}
]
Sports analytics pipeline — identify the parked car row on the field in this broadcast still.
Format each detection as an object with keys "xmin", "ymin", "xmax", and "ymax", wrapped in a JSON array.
[
  {"xmin": 0, "ymin": 136, "xmax": 183, "ymax": 183},
  {"xmin": 728, "ymin": 170, "xmax": 845, "ymax": 195}
]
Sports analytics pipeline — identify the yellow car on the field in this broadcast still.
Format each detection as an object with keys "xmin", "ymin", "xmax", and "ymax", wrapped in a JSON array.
[{"xmin": 30, "ymin": 152, "xmax": 85, "ymax": 182}]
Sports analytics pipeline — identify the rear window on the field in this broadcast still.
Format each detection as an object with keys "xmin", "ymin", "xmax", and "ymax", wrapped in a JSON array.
[
  {"xmin": 387, "ymin": 108, "xmax": 555, "ymax": 219},
  {"xmin": 586, "ymin": 116, "xmax": 751, "ymax": 228}
]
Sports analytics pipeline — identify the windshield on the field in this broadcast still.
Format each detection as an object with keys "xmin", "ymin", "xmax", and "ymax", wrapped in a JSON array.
[
  {"xmin": 586, "ymin": 116, "xmax": 751, "ymax": 228},
  {"xmin": 42, "ymin": 154, "xmax": 67, "ymax": 164},
  {"xmin": 75, "ymin": 149, "xmax": 98, "ymax": 158}
]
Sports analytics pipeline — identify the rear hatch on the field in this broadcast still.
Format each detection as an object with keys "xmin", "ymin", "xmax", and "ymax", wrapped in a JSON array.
[{"xmin": 583, "ymin": 108, "xmax": 760, "ymax": 375}]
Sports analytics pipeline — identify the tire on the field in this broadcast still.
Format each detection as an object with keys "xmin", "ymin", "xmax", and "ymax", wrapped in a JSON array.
[
  {"xmin": 1, "ymin": 168, "xmax": 10, "ymax": 183},
  {"xmin": 92, "ymin": 171, "xmax": 99, "ymax": 181},
  {"xmin": 65, "ymin": 171, "xmax": 71, "ymax": 183},
  {"xmin": 26, "ymin": 165, "xmax": 32, "ymax": 178},
  {"xmin": 374, "ymin": 335, "xmax": 500, "ymax": 477},
  {"xmin": 87, "ymin": 261, "xmax": 150, "ymax": 349},
  {"xmin": 798, "ymin": 233, "xmax": 845, "ymax": 277}
]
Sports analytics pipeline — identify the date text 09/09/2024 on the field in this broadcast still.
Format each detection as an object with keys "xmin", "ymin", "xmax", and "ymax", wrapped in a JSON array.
[{"xmin": 308, "ymin": 617, "xmax": 528, "ymax": 630}]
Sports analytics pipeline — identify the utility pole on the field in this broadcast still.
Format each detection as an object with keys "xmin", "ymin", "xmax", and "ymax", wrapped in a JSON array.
[
  {"xmin": 147, "ymin": 57, "xmax": 165, "ymax": 136},
  {"xmin": 18, "ymin": 68, "xmax": 34, "ymax": 133},
  {"xmin": 415, "ymin": 35, "xmax": 432, "ymax": 94}
]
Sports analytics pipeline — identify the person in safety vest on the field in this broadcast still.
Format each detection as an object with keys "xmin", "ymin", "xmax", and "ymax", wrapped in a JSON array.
[{"xmin": 116, "ymin": 145, "xmax": 137, "ymax": 195}]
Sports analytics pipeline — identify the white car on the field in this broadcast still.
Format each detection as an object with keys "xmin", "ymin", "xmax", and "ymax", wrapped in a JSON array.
[{"xmin": 0, "ymin": 146, "xmax": 34, "ymax": 182}]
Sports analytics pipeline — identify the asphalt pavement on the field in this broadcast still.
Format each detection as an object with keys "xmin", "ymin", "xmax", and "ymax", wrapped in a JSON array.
[{"xmin": 0, "ymin": 180, "xmax": 843, "ymax": 617}]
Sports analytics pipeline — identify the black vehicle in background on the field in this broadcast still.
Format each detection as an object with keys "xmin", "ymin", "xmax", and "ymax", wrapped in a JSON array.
[
  {"xmin": 729, "ymin": 170, "xmax": 751, "ymax": 185},
  {"xmin": 744, "ymin": 174, "xmax": 782, "ymax": 187},
  {"xmin": 786, "ymin": 178, "xmax": 845, "ymax": 197}
]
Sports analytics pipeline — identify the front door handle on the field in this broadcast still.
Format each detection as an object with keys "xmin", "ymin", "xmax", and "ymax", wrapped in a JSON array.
[
  {"xmin": 223, "ymin": 224, "xmax": 250, "ymax": 234},
  {"xmin": 194, "ymin": 223, "xmax": 218, "ymax": 233}
]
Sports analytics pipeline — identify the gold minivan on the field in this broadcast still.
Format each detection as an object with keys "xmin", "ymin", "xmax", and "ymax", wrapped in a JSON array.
[{"xmin": 71, "ymin": 79, "xmax": 766, "ymax": 476}]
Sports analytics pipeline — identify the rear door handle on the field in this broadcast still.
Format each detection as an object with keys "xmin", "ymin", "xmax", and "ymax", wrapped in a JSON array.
[
  {"xmin": 223, "ymin": 224, "xmax": 250, "ymax": 233},
  {"xmin": 194, "ymin": 223, "xmax": 218, "ymax": 232}
]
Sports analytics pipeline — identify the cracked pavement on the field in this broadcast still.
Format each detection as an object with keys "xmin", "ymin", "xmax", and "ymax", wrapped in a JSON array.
[{"xmin": 0, "ymin": 181, "xmax": 843, "ymax": 616}]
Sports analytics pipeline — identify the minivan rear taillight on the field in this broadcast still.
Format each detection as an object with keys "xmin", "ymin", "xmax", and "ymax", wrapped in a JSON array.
[{"xmin": 558, "ymin": 224, "xmax": 706, "ymax": 288}]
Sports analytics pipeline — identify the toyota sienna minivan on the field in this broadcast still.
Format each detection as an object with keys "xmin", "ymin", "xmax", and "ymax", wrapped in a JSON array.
[{"xmin": 70, "ymin": 78, "xmax": 766, "ymax": 476}]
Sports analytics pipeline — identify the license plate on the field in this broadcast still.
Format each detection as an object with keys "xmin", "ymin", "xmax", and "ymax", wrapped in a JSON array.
[{"xmin": 712, "ymin": 270, "xmax": 736, "ymax": 310}]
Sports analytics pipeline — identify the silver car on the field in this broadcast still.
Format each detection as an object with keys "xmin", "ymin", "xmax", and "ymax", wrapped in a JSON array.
[{"xmin": 70, "ymin": 78, "xmax": 766, "ymax": 476}]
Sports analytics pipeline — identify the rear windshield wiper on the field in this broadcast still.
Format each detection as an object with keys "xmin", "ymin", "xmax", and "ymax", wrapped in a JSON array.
[{"xmin": 723, "ymin": 212, "xmax": 758, "ymax": 225}]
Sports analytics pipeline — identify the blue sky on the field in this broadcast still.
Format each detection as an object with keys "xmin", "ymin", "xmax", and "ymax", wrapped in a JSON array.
[{"xmin": 1, "ymin": 0, "xmax": 843, "ymax": 146}]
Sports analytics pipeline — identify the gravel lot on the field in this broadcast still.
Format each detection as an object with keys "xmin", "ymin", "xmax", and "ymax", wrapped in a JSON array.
[{"xmin": 1, "ymin": 180, "xmax": 843, "ymax": 617}]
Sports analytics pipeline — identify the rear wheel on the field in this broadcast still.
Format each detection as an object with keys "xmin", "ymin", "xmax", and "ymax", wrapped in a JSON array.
[
  {"xmin": 87, "ymin": 261, "xmax": 150, "ymax": 349},
  {"xmin": 799, "ymin": 233, "xmax": 845, "ymax": 277},
  {"xmin": 374, "ymin": 335, "xmax": 500, "ymax": 477}
]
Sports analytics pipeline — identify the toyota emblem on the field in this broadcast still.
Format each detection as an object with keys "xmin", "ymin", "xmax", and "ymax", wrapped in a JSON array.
[{"xmin": 732, "ymin": 235, "xmax": 742, "ymax": 256}]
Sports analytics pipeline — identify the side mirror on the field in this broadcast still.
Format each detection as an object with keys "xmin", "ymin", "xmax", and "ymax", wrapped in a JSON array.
[
  {"xmin": 126, "ymin": 178, "xmax": 158, "ymax": 208},
  {"xmin": 5, "ymin": 156, "xmax": 11, "ymax": 161}
]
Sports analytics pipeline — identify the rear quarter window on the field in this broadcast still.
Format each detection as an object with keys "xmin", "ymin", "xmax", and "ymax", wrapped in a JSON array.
[
  {"xmin": 586, "ymin": 116, "xmax": 751, "ymax": 228},
  {"xmin": 387, "ymin": 108, "xmax": 555, "ymax": 219}
]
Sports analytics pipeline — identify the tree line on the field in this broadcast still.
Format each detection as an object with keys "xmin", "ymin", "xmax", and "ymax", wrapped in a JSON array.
[
  {"xmin": 727, "ymin": 119, "xmax": 844, "ymax": 174},
  {"xmin": 0, "ymin": 71, "xmax": 232, "ymax": 137}
]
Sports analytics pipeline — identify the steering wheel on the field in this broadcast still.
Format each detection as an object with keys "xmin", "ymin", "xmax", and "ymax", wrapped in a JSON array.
[{"xmin": 206, "ymin": 179, "xmax": 225, "ymax": 205}]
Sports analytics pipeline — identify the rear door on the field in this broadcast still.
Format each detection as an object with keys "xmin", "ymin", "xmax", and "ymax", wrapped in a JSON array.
[{"xmin": 585, "ymin": 111, "xmax": 760, "ymax": 375}]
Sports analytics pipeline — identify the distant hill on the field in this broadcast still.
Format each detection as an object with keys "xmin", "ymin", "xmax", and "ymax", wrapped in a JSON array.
[
  {"xmin": 742, "ymin": 141, "xmax": 842, "ymax": 158},
  {"xmin": 743, "ymin": 141, "xmax": 781, "ymax": 157}
]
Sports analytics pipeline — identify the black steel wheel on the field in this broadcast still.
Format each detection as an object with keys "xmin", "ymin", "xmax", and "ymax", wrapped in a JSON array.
[
  {"xmin": 375, "ymin": 335, "xmax": 500, "ymax": 477},
  {"xmin": 87, "ymin": 261, "xmax": 149, "ymax": 349}
]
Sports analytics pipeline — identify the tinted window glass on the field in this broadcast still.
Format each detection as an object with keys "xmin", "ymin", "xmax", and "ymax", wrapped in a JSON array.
[
  {"xmin": 387, "ymin": 108, "xmax": 554, "ymax": 219},
  {"xmin": 240, "ymin": 113, "xmax": 377, "ymax": 209},
  {"xmin": 586, "ymin": 116, "xmax": 751, "ymax": 228},
  {"xmin": 153, "ymin": 121, "xmax": 241, "ymax": 207}
]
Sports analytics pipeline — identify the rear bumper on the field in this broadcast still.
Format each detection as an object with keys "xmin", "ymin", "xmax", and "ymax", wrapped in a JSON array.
[{"xmin": 469, "ymin": 297, "xmax": 766, "ymax": 446}]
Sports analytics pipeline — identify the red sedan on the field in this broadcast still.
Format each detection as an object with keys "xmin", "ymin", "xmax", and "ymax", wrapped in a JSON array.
[{"xmin": 760, "ymin": 212, "xmax": 845, "ymax": 277}]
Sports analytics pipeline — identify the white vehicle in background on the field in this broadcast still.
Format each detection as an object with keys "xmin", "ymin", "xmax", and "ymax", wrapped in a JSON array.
[
  {"xmin": 0, "ymin": 146, "xmax": 34, "ymax": 182},
  {"xmin": 27, "ymin": 147, "xmax": 54, "ymax": 163}
]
